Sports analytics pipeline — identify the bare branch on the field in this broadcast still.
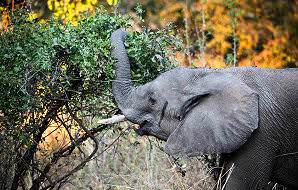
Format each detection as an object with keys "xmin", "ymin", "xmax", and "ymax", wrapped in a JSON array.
[
  {"xmin": 52, "ymin": 105, "xmax": 98, "ymax": 188},
  {"xmin": 11, "ymin": 102, "xmax": 64, "ymax": 190},
  {"xmin": 39, "ymin": 105, "xmax": 103, "ymax": 190}
]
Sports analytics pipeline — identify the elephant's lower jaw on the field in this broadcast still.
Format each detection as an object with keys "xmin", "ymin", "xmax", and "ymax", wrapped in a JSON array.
[
  {"xmin": 135, "ymin": 127, "xmax": 149, "ymax": 136},
  {"xmin": 135, "ymin": 127, "xmax": 168, "ymax": 141}
]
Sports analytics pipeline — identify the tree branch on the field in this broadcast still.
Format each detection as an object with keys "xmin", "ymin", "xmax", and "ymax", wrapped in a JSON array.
[
  {"xmin": 39, "ymin": 108, "xmax": 126, "ymax": 190},
  {"xmin": 30, "ymin": 114, "xmax": 127, "ymax": 190},
  {"xmin": 11, "ymin": 102, "xmax": 64, "ymax": 190}
]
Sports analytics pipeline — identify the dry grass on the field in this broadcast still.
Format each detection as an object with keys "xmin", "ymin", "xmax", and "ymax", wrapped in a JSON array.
[{"xmin": 60, "ymin": 122, "xmax": 216, "ymax": 190}]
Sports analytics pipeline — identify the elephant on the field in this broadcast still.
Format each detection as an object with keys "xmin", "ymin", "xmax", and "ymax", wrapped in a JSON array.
[{"xmin": 110, "ymin": 28, "xmax": 298, "ymax": 189}]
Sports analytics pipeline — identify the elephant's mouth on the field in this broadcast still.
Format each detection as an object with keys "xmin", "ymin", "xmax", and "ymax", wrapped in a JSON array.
[
  {"xmin": 136, "ymin": 126, "xmax": 168, "ymax": 141},
  {"xmin": 135, "ymin": 101, "xmax": 169, "ymax": 141}
]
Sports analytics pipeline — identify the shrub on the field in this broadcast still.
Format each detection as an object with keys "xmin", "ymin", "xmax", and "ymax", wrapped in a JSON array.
[{"xmin": 0, "ymin": 8, "xmax": 181, "ymax": 189}]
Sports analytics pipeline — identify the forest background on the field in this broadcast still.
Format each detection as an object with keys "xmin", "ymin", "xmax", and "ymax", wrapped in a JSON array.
[{"xmin": 0, "ymin": 0, "xmax": 297, "ymax": 189}]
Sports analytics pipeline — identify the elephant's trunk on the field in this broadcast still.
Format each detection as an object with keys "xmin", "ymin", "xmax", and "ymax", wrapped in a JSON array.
[{"xmin": 111, "ymin": 28, "xmax": 134, "ymax": 109}]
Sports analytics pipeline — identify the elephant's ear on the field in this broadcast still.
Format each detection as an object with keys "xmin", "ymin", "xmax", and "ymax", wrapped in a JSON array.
[{"xmin": 165, "ymin": 73, "xmax": 259, "ymax": 156}]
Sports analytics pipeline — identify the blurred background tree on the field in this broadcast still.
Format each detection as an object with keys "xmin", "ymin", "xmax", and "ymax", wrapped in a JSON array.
[
  {"xmin": 1, "ymin": 0, "xmax": 297, "ymax": 68},
  {"xmin": 133, "ymin": 0, "xmax": 297, "ymax": 68}
]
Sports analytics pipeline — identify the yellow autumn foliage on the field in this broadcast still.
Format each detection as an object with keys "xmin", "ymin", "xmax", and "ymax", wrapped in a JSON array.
[
  {"xmin": 1, "ymin": 0, "xmax": 297, "ymax": 69},
  {"xmin": 151, "ymin": 0, "xmax": 297, "ymax": 68},
  {"xmin": 47, "ymin": 0, "xmax": 98, "ymax": 25},
  {"xmin": 106, "ymin": 0, "xmax": 118, "ymax": 6}
]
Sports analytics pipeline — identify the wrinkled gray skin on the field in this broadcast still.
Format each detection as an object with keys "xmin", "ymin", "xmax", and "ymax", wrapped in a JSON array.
[{"xmin": 111, "ymin": 29, "xmax": 298, "ymax": 189}]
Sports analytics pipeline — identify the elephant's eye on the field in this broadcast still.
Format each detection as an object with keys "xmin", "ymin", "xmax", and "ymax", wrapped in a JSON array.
[{"xmin": 149, "ymin": 97, "xmax": 157, "ymax": 105}]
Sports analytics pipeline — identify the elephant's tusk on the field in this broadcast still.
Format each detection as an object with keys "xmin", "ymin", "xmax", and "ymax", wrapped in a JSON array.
[{"xmin": 97, "ymin": 115, "xmax": 126, "ymax": 125}]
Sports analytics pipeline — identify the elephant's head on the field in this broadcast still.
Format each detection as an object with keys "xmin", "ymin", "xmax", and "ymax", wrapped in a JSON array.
[{"xmin": 111, "ymin": 29, "xmax": 259, "ymax": 156}]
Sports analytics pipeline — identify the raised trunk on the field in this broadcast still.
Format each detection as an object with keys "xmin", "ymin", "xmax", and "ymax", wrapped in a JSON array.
[{"xmin": 110, "ymin": 29, "xmax": 134, "ymax": 109}]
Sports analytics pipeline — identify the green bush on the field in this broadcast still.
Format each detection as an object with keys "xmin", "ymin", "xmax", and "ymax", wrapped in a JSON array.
[
  {"xmin": 0, "ymin": 8, "xmax": 181, "ymax": 137},
  {"xmin": 0, "ymin": 8, "xmax": 181, "ymax": 189}
]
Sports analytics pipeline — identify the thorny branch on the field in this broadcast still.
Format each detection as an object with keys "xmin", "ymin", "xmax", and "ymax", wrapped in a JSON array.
[
  {"xmin": 38, "ymin": 113, "xmax": 127, "ymax": 190},
  {"xmin": 11, "ymin": 102, "xmax": 64, "ymax": 190},
  {"xmin": 38, "ymin": 104, "xmax": 100, "ymax": 190}
]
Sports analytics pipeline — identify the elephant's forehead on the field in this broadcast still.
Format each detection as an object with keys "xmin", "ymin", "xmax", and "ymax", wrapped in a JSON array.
[
  {"xmin": 153, "ymin": 77, "xmax": 184, "ymax": 91},
  {"xmin": 154, "ymin": 69, "xmax": 209, "ymax": 88}
]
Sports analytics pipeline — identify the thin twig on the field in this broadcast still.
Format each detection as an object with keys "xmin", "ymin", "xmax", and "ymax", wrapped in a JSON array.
[
  {"xmin": 92, "ymin": 128, "xmax": 128, "ymax": 160},
  {"xmin": 184, "ymin": 0, "xmax": 192, "ymax": 66},
  {"xmin": 42, "ymin": 104, "xmax": 100, "ymax": 189},
  {"xmin": 36, "ymin": 107, "xmax": 110, "ymax": 190},
  {"xmin": 199, "ymin": 1, "xmax": 207, "ymax": 67}
]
